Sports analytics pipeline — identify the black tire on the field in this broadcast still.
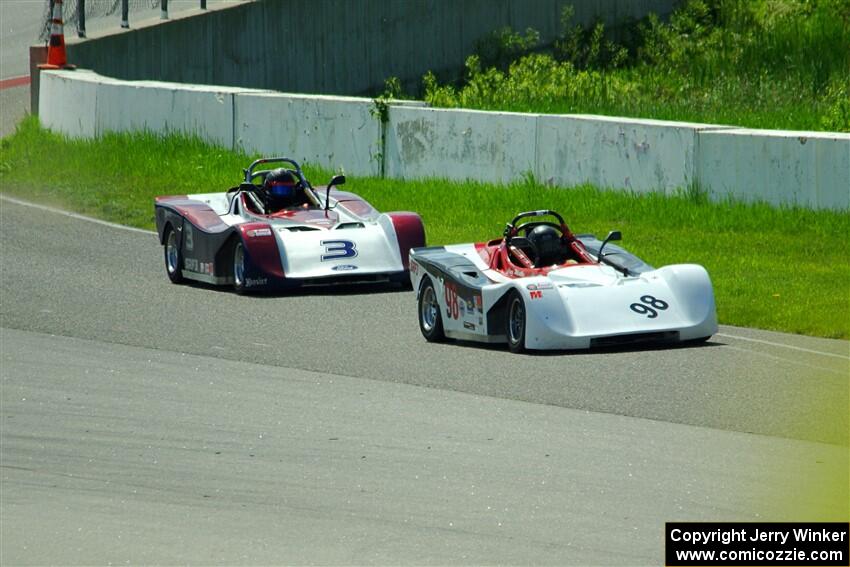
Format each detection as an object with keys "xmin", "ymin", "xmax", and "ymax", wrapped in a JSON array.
[
  {"xmin": 163, "ymin": 225, "xmax": 184, "ymax": 284},
  {"xmin": 233, "ymin": 240, "xmax": 248, "ymax": 295},
  {"xmin": 505, "ymin": 290, "xmax": 527, "ymax": 354},
  {"xmin": 418, "ymin": 277, "xmax": 446, "ymax": 342}
]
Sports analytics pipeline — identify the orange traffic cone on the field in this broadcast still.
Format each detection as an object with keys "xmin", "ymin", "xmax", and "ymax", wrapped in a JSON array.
[{"xmin": 39, "ymin": 0, "xmax": 75, "ymax": 70}]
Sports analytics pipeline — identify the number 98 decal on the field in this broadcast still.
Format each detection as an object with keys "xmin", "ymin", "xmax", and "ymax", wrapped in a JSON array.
[
  {"xmin": 444, "ymin": 282, "xmax": 460, "ymax": 320},
  {"xmin": 629, "ymin": 295, "xmax": 669, "ymax": 318}
]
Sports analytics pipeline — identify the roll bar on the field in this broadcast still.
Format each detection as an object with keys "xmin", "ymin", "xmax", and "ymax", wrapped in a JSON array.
[
  {"xmin": 503, "ymin": 209, "xmax": 570, "ymax": 240},
  {"xmin": 243, "ymin": 157, "xmax": 312, "ymax": 190}
]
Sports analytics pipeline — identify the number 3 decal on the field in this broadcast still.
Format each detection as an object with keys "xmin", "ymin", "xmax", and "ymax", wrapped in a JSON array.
[
  {"xmin": 629, "ymin": 295, "xmax": 669, "ymax": 318},
  {"xmin": 321, "ymin": 240, "xmax": 357, "ymax": 261}
]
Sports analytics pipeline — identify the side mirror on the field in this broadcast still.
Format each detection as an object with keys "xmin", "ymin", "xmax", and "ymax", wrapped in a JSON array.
[
  {"xmin": 604, "ymin": 230, "xmax": 622, "ymax": 243},
  {"xmin": 325, "ymin": 175, "xmax": 346, "ymax": 210},
  {"xmin": 597, "ymin": 230, "xmax": 622, "ymax": 262}
]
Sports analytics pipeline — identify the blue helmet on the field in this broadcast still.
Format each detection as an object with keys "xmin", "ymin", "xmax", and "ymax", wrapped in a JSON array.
[{"xmin": 263, "ymin": 168, "xmax": 303, "ymax": 211}]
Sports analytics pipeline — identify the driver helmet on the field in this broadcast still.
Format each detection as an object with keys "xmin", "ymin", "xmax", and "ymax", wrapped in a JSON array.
[
  {"xmin": 262, "ymin": 168, "xmax": 305, "ymax": 212},
  {"xmin": 528, "ymin": 225, "xmax": 563, "ymax": 267}
]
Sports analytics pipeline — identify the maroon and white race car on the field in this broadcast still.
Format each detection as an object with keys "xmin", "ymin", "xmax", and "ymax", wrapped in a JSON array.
[{"xmin": 154, "ymin": 157, "xmax": 425, "ymax": 293}]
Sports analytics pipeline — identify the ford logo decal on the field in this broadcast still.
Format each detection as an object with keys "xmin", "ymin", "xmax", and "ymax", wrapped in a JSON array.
[{"xmin": 332, "ymin": 264, "xmax": 358, "ymax": 272}]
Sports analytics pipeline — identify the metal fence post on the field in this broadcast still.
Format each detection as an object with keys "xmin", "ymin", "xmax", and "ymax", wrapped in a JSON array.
[
  {"xmin": 46, "ymin": 0, "xmax": 55, "ymax": 41},
  {"xmin": 161, "ymin": 0, "xmax": 168, "ymax": 19},
  {"xmin": 121, "ymin": 0, "xmax": 129, "ymax": 28},
  {"xmin": 77, "ymin": 0, "xmax": 86, "ymax": 37}
]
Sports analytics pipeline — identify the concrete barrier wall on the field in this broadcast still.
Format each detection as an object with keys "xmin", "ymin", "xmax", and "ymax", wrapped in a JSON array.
[
  {"xmin": 38, "ymin": 70, "xmax": 850, "ymax": 210},
  {"xmin": 234, "ymin": 93, "xmax": 382, "ymax": 176},
  {"xmin": 64, "ymin": 0, "xmax": 676, "ymax": 96},
  {"xmin": 38, "ymin": 71, "xmax": 99, "ymax": 139},
  {"xmin": 96, "ymin": 80, "xmax": 258, "ymax": 148},
  {"xmin": 384, "ymin": 105, "xmax": 850, "ymax": 207},
  {"xmin": 697, "ymin": 129, "xmax": 850, "ymax": 210},
  {"xmin": 536, "ymin": 115, "xmax": 726, "ymax": 193},
  {"xmin": 385, "ymin": 107, "xmax": 538, "ymax": 184}
]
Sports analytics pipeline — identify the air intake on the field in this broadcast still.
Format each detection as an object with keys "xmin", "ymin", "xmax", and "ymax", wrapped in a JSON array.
[{"xmin": 590, "ymin": 331, "xmax": 679, "ymax": 348}]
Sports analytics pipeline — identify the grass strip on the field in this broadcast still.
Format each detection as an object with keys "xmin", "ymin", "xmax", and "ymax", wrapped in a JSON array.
[{"xmin": 1, "ymin": 117, "xmax": 848, "ymax": 339}]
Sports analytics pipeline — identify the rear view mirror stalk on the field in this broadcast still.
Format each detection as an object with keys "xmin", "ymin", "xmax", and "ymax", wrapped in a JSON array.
[
  {"xmin": 597, "ymin": 230, "xmax": 622, "ymax": 263},
  {"xmin": 325, "ymin": 175, "xmax": 346, "ymax": 210}
]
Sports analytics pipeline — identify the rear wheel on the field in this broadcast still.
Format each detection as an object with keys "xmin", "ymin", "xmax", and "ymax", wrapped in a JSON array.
[
  {"xmin": 233, "ymin": 240, "xmax": 247, "ymax": 294},
  {"xmin": 505, "ymin": 290, "xmax": 527, "ymax": 353},
  {"xmin": 164, "ymin": 226, "xmax": 183, "ymax": 284},
  {"xmin": 418, "ymin": 277, "xmax": 445, "ymax": 342}
]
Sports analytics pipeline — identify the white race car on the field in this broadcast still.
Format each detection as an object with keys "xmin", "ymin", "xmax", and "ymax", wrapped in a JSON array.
[
  {"xmin": 410, "ymin": 210, "xmax": 717, "ymax": 352},
  {"xmin": 155, "ymin": 157, "xmax": 425, "ymax": 293}
]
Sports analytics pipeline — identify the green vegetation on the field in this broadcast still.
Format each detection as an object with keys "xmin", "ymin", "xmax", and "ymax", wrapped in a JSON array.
[
  {"xmin": 1, "ymin": 118, "xmax": 848, "ymax": 338},
  {"xmin": 408, "ymin": 0, "xmax": 850, "ymax": 132}
]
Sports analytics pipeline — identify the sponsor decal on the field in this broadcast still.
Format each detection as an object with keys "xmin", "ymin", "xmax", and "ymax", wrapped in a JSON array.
[
  {"xmin": 247, "ymin": 228, "xmax": 272, "ymax": 237},
  {"xmin": 246, "ymin": 277, "xmax": 268, "ymax": 287},
  {"xmin": 459, "ymin": 300, "xmax": 466, "ymax": 317},
  {"xmin": 530, "ymin": 290, "xmax": 543, "ymax": 299},
  {"xmin": 410, "ymin": 262, "xmax": 419, "ymax": 275},
  {"xmin": 474, "ymin": 295, "xmax": 483, "ymax": 312},
  {"xmin": 526, "ymin": 282, "xmax": 553, "ymax": 291},
  {"xmin": 184, "ymin": 225, "xmax": 194, "ymax": 251},
  {"xmin": 184, "ymin": 258, "xmax": 214, "ymax": 275},
  {"xmin": 478, "ymin": 316, "xmax": 484, "ymax": 325},
  {"xmin": 321, "ymin": 240, "xmax": 357, "ymax": 261},
  {"xmin": 331, "ymin": 264, "xmax": 359, "ymax": 272},
  {"xmin": 463, "ymin": 322, "xmax": 476, "ymax": 330}
]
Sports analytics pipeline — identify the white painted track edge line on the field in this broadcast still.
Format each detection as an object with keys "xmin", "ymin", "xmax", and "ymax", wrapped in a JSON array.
[
  {"xmin": 717, "ymin": 332, "xmax": 849, "ymax": 360},
  {"xmin": 0, "ymin": 194, "xmax": 157, "ymax": 235},
  {"xmin": 722, "ymin": 345, "xmax": 846, "ymax": 376}
]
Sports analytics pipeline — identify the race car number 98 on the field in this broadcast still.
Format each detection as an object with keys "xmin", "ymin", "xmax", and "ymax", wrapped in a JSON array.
[
  {"xmin": 629, "ymin": 295, "xmax": 669, "ymax": 318},
  {"xmin": 444, "ymin": 283, "xmax": 460, "ymax": 320}
]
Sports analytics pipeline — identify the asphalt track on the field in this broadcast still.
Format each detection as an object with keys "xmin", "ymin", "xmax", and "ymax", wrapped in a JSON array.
[{"xmin": 1, "ymin": 197, "xmax": 848, "ymax": 564}]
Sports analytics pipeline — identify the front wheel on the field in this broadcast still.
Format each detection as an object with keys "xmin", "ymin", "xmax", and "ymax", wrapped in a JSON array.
[
  {"xmin": 505, "ymin": 290, "xmax": 527, "ymax": 354},
  {"xmin": 233, "ymin": 240, "xmax": 248, "ymax": 294},
  {"xmin": 164, "ymin": 225, "xmax": 184, "ymax": 284},
  {"xmin": 418, "ymin": 277, "xmax": 445, "ymax": 342}
]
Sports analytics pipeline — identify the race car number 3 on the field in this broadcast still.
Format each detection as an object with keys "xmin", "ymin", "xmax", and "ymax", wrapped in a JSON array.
[{"xmin": 629, "ymin": 295, "xmax": 669, "ymax": 318}]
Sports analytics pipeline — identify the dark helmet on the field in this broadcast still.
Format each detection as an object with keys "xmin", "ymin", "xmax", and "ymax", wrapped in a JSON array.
[
  {"xmin": 528, "ymin": 225, "xmax": 562, "ymax": 266},
  {"xmin": 262, "ymin": 168, "xmax": 304, "ymax": 211}
]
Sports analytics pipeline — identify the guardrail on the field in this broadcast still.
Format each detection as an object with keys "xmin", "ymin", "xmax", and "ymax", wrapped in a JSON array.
[
  {"xmin": 38, "ymin": 69, "xmax": 850, "ymax": 210},
  {"xmin": 46, "ymin": 0, "xmax": 210, "ymax": 37}
]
